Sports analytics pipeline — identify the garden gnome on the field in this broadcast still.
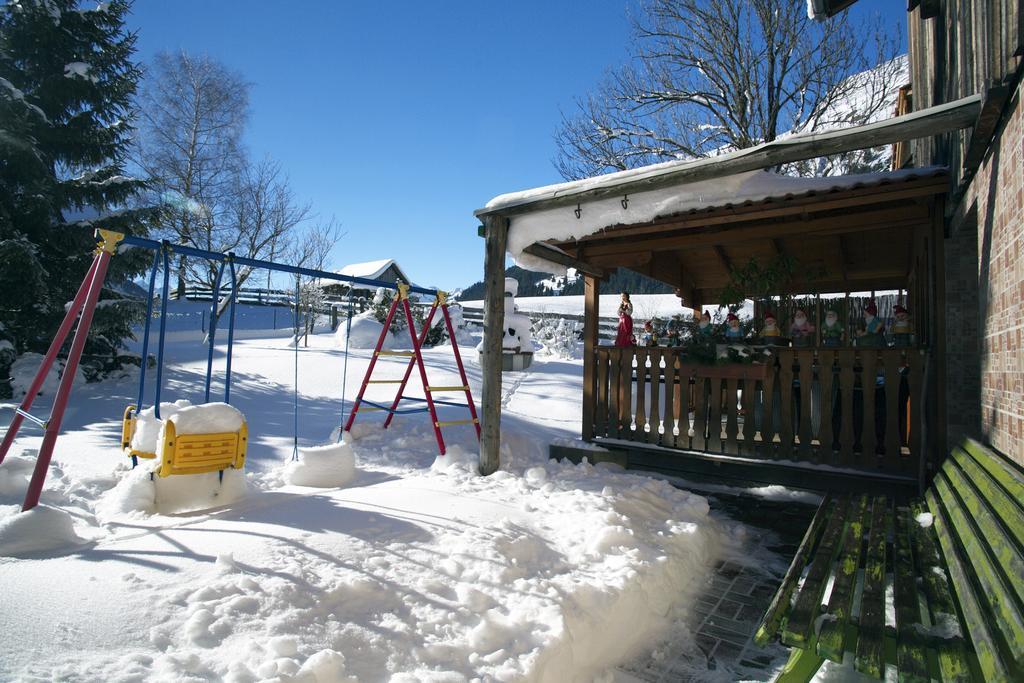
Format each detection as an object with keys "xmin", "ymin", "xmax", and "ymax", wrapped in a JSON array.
[
  {"xmin": 892, "ymin": 304, "xmax": 913, "ymax": 347},
  {"xmin": 666, "ymin": 315, "xmax": 681, "ymax": 347},
  {"xmin": 640, "ymin": 320, "xmax": 655, "ymax": 347},
  {"xmin": 790, "ymin": 308, "xmax": 815, "ymax": 347},
  {"xmin": 615, "ymin": 292, "xmax": 634, "ymax": 347},
  {"xmin": 822, "ymin": 308, "xmax": 844, "ymax": 347},
  {"xmin": 857, "ymin": 300, "xmax": 885, "ymax": 347},
  {"xmin": 697, "ymin": 310, "xmax": 713, "ymax": 337},
  {"xmin": 725, "ymin": 312, "xmax": 744, "ymax": 341},
  {"xmin": 761, "ymin": 311, "xmax": 781, "ymax": 341}
]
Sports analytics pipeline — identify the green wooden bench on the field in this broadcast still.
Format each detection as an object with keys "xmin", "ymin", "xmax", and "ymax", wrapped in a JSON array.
[{"xmin": 754, "ymin": 438, "xmax": 1024, "ymax": 682}]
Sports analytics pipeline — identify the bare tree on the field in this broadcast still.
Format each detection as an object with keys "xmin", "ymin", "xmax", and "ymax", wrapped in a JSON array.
[
  {"xmin": 555, "ymin": 0, "xmax": 902, "ymax": 180},
  {"xmin": 134, "ymin": 51, "xmax": 248, "ymax": 296},
  {"xmin": 135, "ymin": 52, "xmax": 314, "ymax": 302},
  {"xmin": 290, "ymin": 217, "xmax": 345, "ymax": 345},
  {"xmin": 218, "ymin": 157, "xmax": 312, "ymax": 290}
]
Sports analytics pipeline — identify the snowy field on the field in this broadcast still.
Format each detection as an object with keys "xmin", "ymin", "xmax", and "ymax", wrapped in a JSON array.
[
  {"xmin": 460, "ymin": 293, "xmax": 691, "ymax": 319},
  {"xmin": 0, "ymin": 305, "xmax": 852, "ymax": 681}
]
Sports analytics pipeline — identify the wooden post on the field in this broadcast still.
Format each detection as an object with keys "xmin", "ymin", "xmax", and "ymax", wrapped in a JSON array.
[
  {"xmin": 931, "ymin": 199, "xmax": 947, "ymax": 469},
  {"xmin": 583, "ymin": 274, "xmax": 600, "ymax": 440},
  {"xmin": 479, "ymin": 215, "xmax": 508, "ymax": 476}
]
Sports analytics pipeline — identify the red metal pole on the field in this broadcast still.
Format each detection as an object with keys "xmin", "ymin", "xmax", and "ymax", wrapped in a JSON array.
[
  {"xmin": 401, "ymin": 298, "xmax": 445, "ymax": 455},
  {"xmin": 0, "ymin": 256, "xmax": 99, "ymax": 466},
  {"xmin": 383, "ymin": 301, "xmax": 438, "ymax": 429},
  {"xmin": 441, "ymin": 303, "xmax": 481, "ymax": 440},
  {"xmin": 343, "ymin": 295, "xmax": 402, "ymax": 433},
  {"xmin": 22, "ymin": 250, "xmax": 112, "ymax": 511}
]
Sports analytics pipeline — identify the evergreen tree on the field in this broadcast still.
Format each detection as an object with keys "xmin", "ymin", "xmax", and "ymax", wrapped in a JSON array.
[{"xmin": 0, "ymin": 0, "xmax": 155, "ymax": 394}]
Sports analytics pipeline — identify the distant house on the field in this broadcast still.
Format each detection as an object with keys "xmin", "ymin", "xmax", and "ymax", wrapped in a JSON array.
[{"xmin": 320, "ymin": 259, "xmax": 412, "ymax": 300}]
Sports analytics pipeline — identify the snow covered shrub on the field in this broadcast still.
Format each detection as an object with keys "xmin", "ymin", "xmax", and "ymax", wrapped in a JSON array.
[
  {"xmin": 412, "ymin": 303, "xmax": 445, "ymax": 347},
  {"xmin": 532, "ymin": 316, "xmax": 582, "ymax": 359},
  {"xmin": 370, "ymin": 288, "xmax": 406, "ymax": 335},
  {"xmin": 0, "ymin": 325, "xmax": 14, "ymax": 400}
]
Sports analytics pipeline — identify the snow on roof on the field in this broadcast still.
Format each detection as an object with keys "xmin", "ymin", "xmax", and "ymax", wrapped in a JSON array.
[
  {"xmin": 335, "ymin": 259, "xmax": 406, "ymax": 283},
  {"xmin": 499, "ymin": 167, "xmax": 945, "ymax": 275}
]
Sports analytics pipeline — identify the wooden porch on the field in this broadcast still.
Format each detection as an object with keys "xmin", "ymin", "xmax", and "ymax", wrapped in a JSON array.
[
  {"xmin": 475, "ymin": 95, "xmax": 984, "ymax": 487},
  {"xmin": 588, "ymin": 346, "xmax": 928, "ymax": 489}
]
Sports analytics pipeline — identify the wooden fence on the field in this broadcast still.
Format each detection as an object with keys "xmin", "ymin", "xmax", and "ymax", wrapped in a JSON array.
[{"xmin": 588, "ymin": 347, "xmax": 929, "ymax": 476}]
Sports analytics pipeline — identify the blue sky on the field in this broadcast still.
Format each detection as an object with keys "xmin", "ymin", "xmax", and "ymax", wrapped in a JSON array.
[{"xmin": 127, "ymin": 0, "xmax": 905, "ymax": 291}]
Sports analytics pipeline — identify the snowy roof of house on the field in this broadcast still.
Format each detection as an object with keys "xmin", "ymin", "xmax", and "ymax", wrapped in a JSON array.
[
  {"xmin": 334, "ymin": 259, "xmax": 408, "ymax": 284},
  {"xmin": 493, "ymin": 166, "xmax": 947, "ymax": 274},
  {"xmin": 475, "ymin": 93, "xmax": 977, "ymax": 226}
]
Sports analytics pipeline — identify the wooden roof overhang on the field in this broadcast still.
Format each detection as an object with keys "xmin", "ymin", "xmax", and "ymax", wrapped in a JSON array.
[{"xmin": 543, "ymin": 170, "xmax": 949, "ymax": 301}]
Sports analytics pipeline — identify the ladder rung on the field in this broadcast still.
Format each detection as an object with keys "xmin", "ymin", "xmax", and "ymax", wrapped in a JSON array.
[
  {"xmin": 426, "ymin": 386, "xmax": 470, "ymax": 392},
  {"xmin": 435, "ymin": 418, "xmax": 479, "ymax": 427},
  {"xmin": 358, "ymin": 406, "xmax": 386, "ymax": 412},
  {"xmin": 376, "ymin": 350, "xmax": 415, "ymax": 356},
  {"xmin": 366, "ymin": 379, "xmax": 403, "ymax": 384}
]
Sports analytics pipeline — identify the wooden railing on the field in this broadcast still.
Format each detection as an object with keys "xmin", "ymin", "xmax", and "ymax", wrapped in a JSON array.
[{"xmin": 588, "ymin": 347, "xmax": 928, "ymax": 476}]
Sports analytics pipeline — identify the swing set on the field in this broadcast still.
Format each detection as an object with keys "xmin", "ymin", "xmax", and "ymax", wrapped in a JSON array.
[{"xmin": 0, "ymin": 230, "xmax": 479, "ymax": 511}]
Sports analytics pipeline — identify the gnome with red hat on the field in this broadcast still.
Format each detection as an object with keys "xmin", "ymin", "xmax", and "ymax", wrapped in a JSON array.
[
  {"xmin": 790, "ymin": 308, "xmax": 815, "ymax": 347},
  {"xmin": 761, "ymin": 311, "xmax": 781, "ymax": 343},
  {"xmin": 892, "ymin": 304, "xmax": 912, "ymax": 347},
  {"xmin": 725, "ymin": 312, "xmax": 744, "ymax": 340},
  {"xmin": 857, "ymin": 300, "xmax": 885, "ymax": 347}
]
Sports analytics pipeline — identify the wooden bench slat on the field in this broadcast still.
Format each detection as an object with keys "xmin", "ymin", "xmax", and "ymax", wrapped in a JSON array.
[
  {"xmin": 932, "ymin": 473, "xmax": 1024, "ymax": 675},
  {"xmin": 853, "ymin": 497, "xmax": 890, "ymax": 679},
  {"xmin": 961, "ymin": 438, "xmax": 1024, "ymax": 500},
  {"xmin": 754, "ymin": 495, "xmax": 835, "ymax": 646},
  {"xmin": 943, "ymin": 452, "xmax": 1024, "ymax": 615},
  {"xmin": 907, "ymin": 497, "xmax": 973, "ymax": 682},
  {"xmin": 924, "ymin": 490, "xmax": 1012, "ymax": 682},
  {"xmin": 951, "ymin": 447, "xmax": 1024, "ymax": 550},
  {"xmin": 782, "ymin": 496, "xmax": 853, "ymax": 649},
  {"xmin": 817, "ymin": 495, "xmax": 870, "ymax": 663},
  {"xmin": 894, "ymin": 505, "xmax": 935, "ymax": 682}
]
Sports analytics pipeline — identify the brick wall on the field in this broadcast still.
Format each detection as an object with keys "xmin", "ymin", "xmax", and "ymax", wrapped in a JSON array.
[{"xmin": 950, "ymin": 79, "xmax": 1024, "ymax": 466}]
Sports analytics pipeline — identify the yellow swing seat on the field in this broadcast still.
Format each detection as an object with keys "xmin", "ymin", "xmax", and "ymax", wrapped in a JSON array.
[
  {"xmin": 156, "ymin": 419, "xmax": 247, "ymax": 478},
  {"xmin": 121, "ymin": 404, "xmax": 156, "ymax": 460}
]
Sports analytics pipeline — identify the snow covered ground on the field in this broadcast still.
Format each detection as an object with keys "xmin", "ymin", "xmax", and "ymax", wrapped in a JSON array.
[
  {"xmin": 1, "ymin": 304, "xmax": 872, "ymax": 681},
  {"xmin": 0, "ymin": 310, "xmax": 752, "ymax": 682}
]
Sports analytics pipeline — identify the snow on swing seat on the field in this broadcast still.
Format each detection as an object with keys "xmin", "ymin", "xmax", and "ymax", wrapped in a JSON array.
[
  {"xmin": 121, "ymin": 399, "xmax": 192, "ymax": 461},
  {"xmin": 122, "ymin": 401, "xmax": 247, "ymax": 477},
  {"xmin": 156, "ymin": 403, "xmax": 247, "ymax": 478}
]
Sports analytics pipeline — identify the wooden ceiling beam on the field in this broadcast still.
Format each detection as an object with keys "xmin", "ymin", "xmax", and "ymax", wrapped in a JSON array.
[
  {"xmin": 522, "ymin": 242, "xmax": 605, "ymax": 278},
  {"xmin": 713, "ymin": 245, "xmax": 733, "ymax": 274},
  {"xmin": 570, "ymin": 207, "xmax": 929, "ymax": 258},
  {"xmin": 566, "ymin": 177, "xmax": 948, "ymax": 245},
  {"xmin": 584, "ymin": 251, "xmax": 652, "ymax": 270}
]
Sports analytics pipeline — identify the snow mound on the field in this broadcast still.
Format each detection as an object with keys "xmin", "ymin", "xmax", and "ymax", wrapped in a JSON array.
[
  {"xmin": 430, "ymin": 444, "xmax": 480, "ymax": 474},
  {"xmin": 0, "ymin": 453, "xmax": 35, "ymax": 498},
  {"xmin": 130, "ymin": 399, "xmax": 192, "ymax": 453},
  {"xmin": 97, "ymin": 465, "xmax": 247, "ymax": 518},
  {"xmin": 9, "ymin": 352, "xmax": 84, "ymax": 398},
  {"xmin": 0, "ymin": 504, "xmax": 84, "ymax": 557},
  {"xmin": 166, "ymin": 402, "xmax": 244, "ymax": 435},
  {"xmin": 335, "ymin": 311, "xmax": 409, "ymax": 350},
  {"xmin": 284, "ymin": 442, "xmax": 356, "ymax": 488}
]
